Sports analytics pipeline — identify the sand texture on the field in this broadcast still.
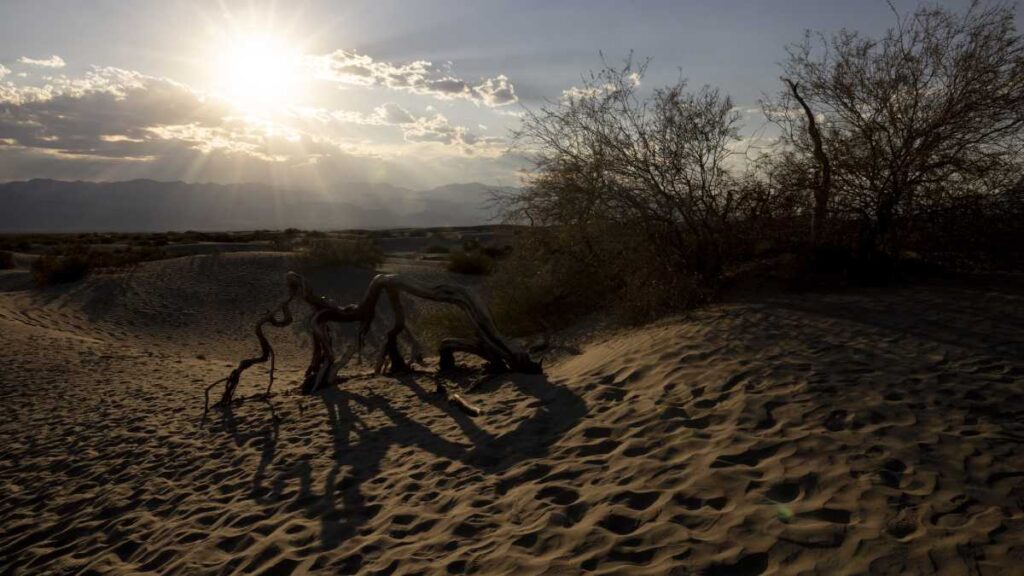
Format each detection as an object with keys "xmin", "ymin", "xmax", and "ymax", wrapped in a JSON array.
[{"xmin": 2, "ymin": 254, "xmax": 1023, "ymax": 575}]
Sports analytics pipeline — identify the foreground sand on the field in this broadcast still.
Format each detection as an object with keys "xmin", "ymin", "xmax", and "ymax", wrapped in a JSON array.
[{"xmin": 1, "ymin": 254, "xmax": 1023, "ymax": 575}]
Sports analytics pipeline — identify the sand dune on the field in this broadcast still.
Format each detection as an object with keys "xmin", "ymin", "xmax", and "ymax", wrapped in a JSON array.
[{"xmin": 1, "ymin": 255, "xmax": 1023, "ymax": 574}]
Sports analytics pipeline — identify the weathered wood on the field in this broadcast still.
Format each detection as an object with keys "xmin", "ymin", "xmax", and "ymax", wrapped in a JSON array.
[
  {"xmin": 204, "ymin": 271, "xmax": 541, "ymax": 418},
  {"xmin": 203, "ymin": 289, "xmax": 297, "ymax": 416}
]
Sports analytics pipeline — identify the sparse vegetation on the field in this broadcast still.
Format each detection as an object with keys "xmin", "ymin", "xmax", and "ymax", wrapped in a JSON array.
[
  {"xmin": 0, "ymin": 251, "xmax": 15, "ymax": 270},
  {"xmin": 506, "ymin": 56, "xmax": 744, "ymax": 321},
  {"xmin": 270, "ymin": 236, "xmax": 294, "ymax": 252},
  {"xmin": 28, "ymin": 245, "xmax": 170, "ymax": 287},
  {"xmin": 31, "ymin": 253, "xmax": 92, "ymax": 286},
  {"xmin": 492, "ymin": 2, "xmax": 1024, "ymax": 330},
  {"xmin": 304, "ymin": 238, "xmax": 384, "ymax": 269},
  {"xmin": 763, "ymin": 1, "xmax": 1024, "ymax": 275}
]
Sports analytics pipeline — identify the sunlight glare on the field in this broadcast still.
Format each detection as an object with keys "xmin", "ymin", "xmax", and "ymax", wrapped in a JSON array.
[{"xmin": 213, "ymin": 32, "xmax": 306, "ymax": 116}]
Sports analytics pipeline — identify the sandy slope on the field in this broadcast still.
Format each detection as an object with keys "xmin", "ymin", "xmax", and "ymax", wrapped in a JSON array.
[{"xmin": 1, "ymin": 254, "xmax": 1023, "ymax": 575}]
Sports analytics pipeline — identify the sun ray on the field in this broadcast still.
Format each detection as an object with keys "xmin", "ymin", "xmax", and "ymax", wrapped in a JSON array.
[{"xmin": 210, "ymin": 30, "xmax": 307, "ymax": 117}]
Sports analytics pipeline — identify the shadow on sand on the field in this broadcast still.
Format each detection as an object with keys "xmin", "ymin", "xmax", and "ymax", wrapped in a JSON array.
[{"xmin": 218, "ymin": 369, "xmax": 585, "ymax": 556}]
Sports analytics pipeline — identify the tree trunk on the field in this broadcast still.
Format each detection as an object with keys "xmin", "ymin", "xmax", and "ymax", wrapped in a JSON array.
[{"xmin": 784, "ymin": 78, "xmax": 832, "ymax": 246}]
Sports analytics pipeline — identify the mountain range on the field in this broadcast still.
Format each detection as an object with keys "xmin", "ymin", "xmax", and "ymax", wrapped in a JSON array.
[{"xmin": 0, "ymin": 179, "xmax": 512, "ymax": 232}]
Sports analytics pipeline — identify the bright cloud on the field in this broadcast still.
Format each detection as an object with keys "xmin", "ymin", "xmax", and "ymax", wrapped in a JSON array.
[
  {"xmin": 324, "ymin": 102, "xmax": 504, "ymax": 153},
  {"xmin": 18, "ymin": 55, "xmax": 66, "ymax": 68},
  {"xmin": 0, "ymin": 57, "xmax": 521, "ymax": 187},
  {"xmin": 310, "ymin": 49, "xmax": 518, "ymax": 107}
]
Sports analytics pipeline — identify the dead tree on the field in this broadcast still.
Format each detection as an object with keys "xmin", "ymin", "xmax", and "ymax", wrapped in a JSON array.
[
  {"xmin": 204, "ymin": 271, "xmax": 542, "ymax": 418},
  {"xmin": 783, "ymin": 78, "xmax": 831, "ymax": 246}
]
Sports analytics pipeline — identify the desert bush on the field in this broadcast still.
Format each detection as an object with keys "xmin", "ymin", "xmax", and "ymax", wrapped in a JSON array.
[
  {"xmin": 0, "ymin": 251, "xmax": 14, "ymax": 270},
  {"xmin": 765, "ymin": 1, "xmax": 1024, "ymax": 260},
  {"xmin": 467, "ymin": 227, "xmax": 702, "ymax": 338},
  {"xmin": 411, "ymin": 304, "xmax": 477, "ymax": 352},
  {"xmin": 483, "ymin": 232, "xmax": 595, "ymax": 334},
  {"xmin": 304, "ymin": 238, "xmax": 384, "ymax": 269},
  {"xmin": 505, "ymin": 57, "xmax": 743, "ymax": 321},
  {"xmin": 447, "ymin": 250, "xmax": 494, "ymax": 275},
  {"xmin": 31, "ymin": 253, "xmax": 91, "ymax": 286},
  {"xmin": 29, "ymin": 244, "xmax": 169, "ymax": 287},
  {"xmin": 270, "ymin": 236, "xmax": 294, "ymax": 252}
]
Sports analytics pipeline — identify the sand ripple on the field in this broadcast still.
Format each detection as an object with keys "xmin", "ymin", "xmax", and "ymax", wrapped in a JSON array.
[{"xmin": 2, "ymin": 259, "xmax": 1023, "ymax": 574}]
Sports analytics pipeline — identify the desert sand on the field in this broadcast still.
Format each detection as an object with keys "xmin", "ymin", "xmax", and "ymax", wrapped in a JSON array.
[{"xmin": 2, "ymin": 253, "xmax": 1023, "ymax": 575}]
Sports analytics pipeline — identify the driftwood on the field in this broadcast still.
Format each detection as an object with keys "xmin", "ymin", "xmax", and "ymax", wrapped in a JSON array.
[{"xmin": 204, "ymin": 272, "xmax": 541, "ymax": 418}]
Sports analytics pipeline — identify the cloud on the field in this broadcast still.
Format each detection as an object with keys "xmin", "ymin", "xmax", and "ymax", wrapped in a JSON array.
[
  {"xmin": 325, "ymin": 102, "xmax": 416, "ymax": 126},
  {"xmin": 560, "ymin": 72, "xmax": 640, "ymax": 102},
  {"xmin": 402, "ymin": 113, "xmax": 504, "ymax": 154},
  {"xmin": 0, "ymin": 30, "xmax": 529, "ymax": 189},
  {"xmin": 323, "ymin": 102, "xmax": 501, "ymax": 153},
  {"xmin": 403, "ymin": 113, "xmax": 464, "ymax": 144},
  {"xmin": 473, "ymin": 75, "xmax": 517, "ymax": 106},
  {"xmin": 18, "ymin": 55, "xmax": 66, "ymax": 68},
  {"xmin": 0, "ymin": 67, "xmax": 232, "ymax": 158},
  {"xmin": 310, "ymin": 49, "xmax": 518, "ymax": 107},
  {"xmin": 0, "ymin": 64, "xmax": 515, "ymax": 187},
  {"xmin": 376, "ymin": 102, "xmax": 416, "ymax": 125}
]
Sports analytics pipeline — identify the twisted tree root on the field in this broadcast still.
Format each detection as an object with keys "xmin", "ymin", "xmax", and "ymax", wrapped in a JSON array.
[{"xmin": 204, "ymin": 271, "xmax": 541, "ymax": 419}]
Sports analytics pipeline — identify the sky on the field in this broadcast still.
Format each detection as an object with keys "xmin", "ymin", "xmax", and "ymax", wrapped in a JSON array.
[{"xmin": 0, "ymin": 0, "xmax": 1007, "ymax": 190}]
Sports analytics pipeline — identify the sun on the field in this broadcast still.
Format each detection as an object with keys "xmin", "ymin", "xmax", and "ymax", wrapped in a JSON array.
[{"xmin": 213, "ymin": 32, "xmax": 306, "ymax": 116}]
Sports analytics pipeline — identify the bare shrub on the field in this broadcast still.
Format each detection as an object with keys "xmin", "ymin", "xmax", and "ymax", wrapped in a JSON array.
[
  {"xmin": 765, "ymin": 1, "xmax": 1024, "ymax": 261},
  {"xmin": 503, "ymin": 57, "xmax": 742, "ymax": 320}
]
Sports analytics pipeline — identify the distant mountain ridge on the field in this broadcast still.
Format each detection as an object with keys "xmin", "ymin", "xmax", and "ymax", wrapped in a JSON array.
[{"xmin": 0, "ymin": 179, "xmax": 513, "ymax": 232}]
